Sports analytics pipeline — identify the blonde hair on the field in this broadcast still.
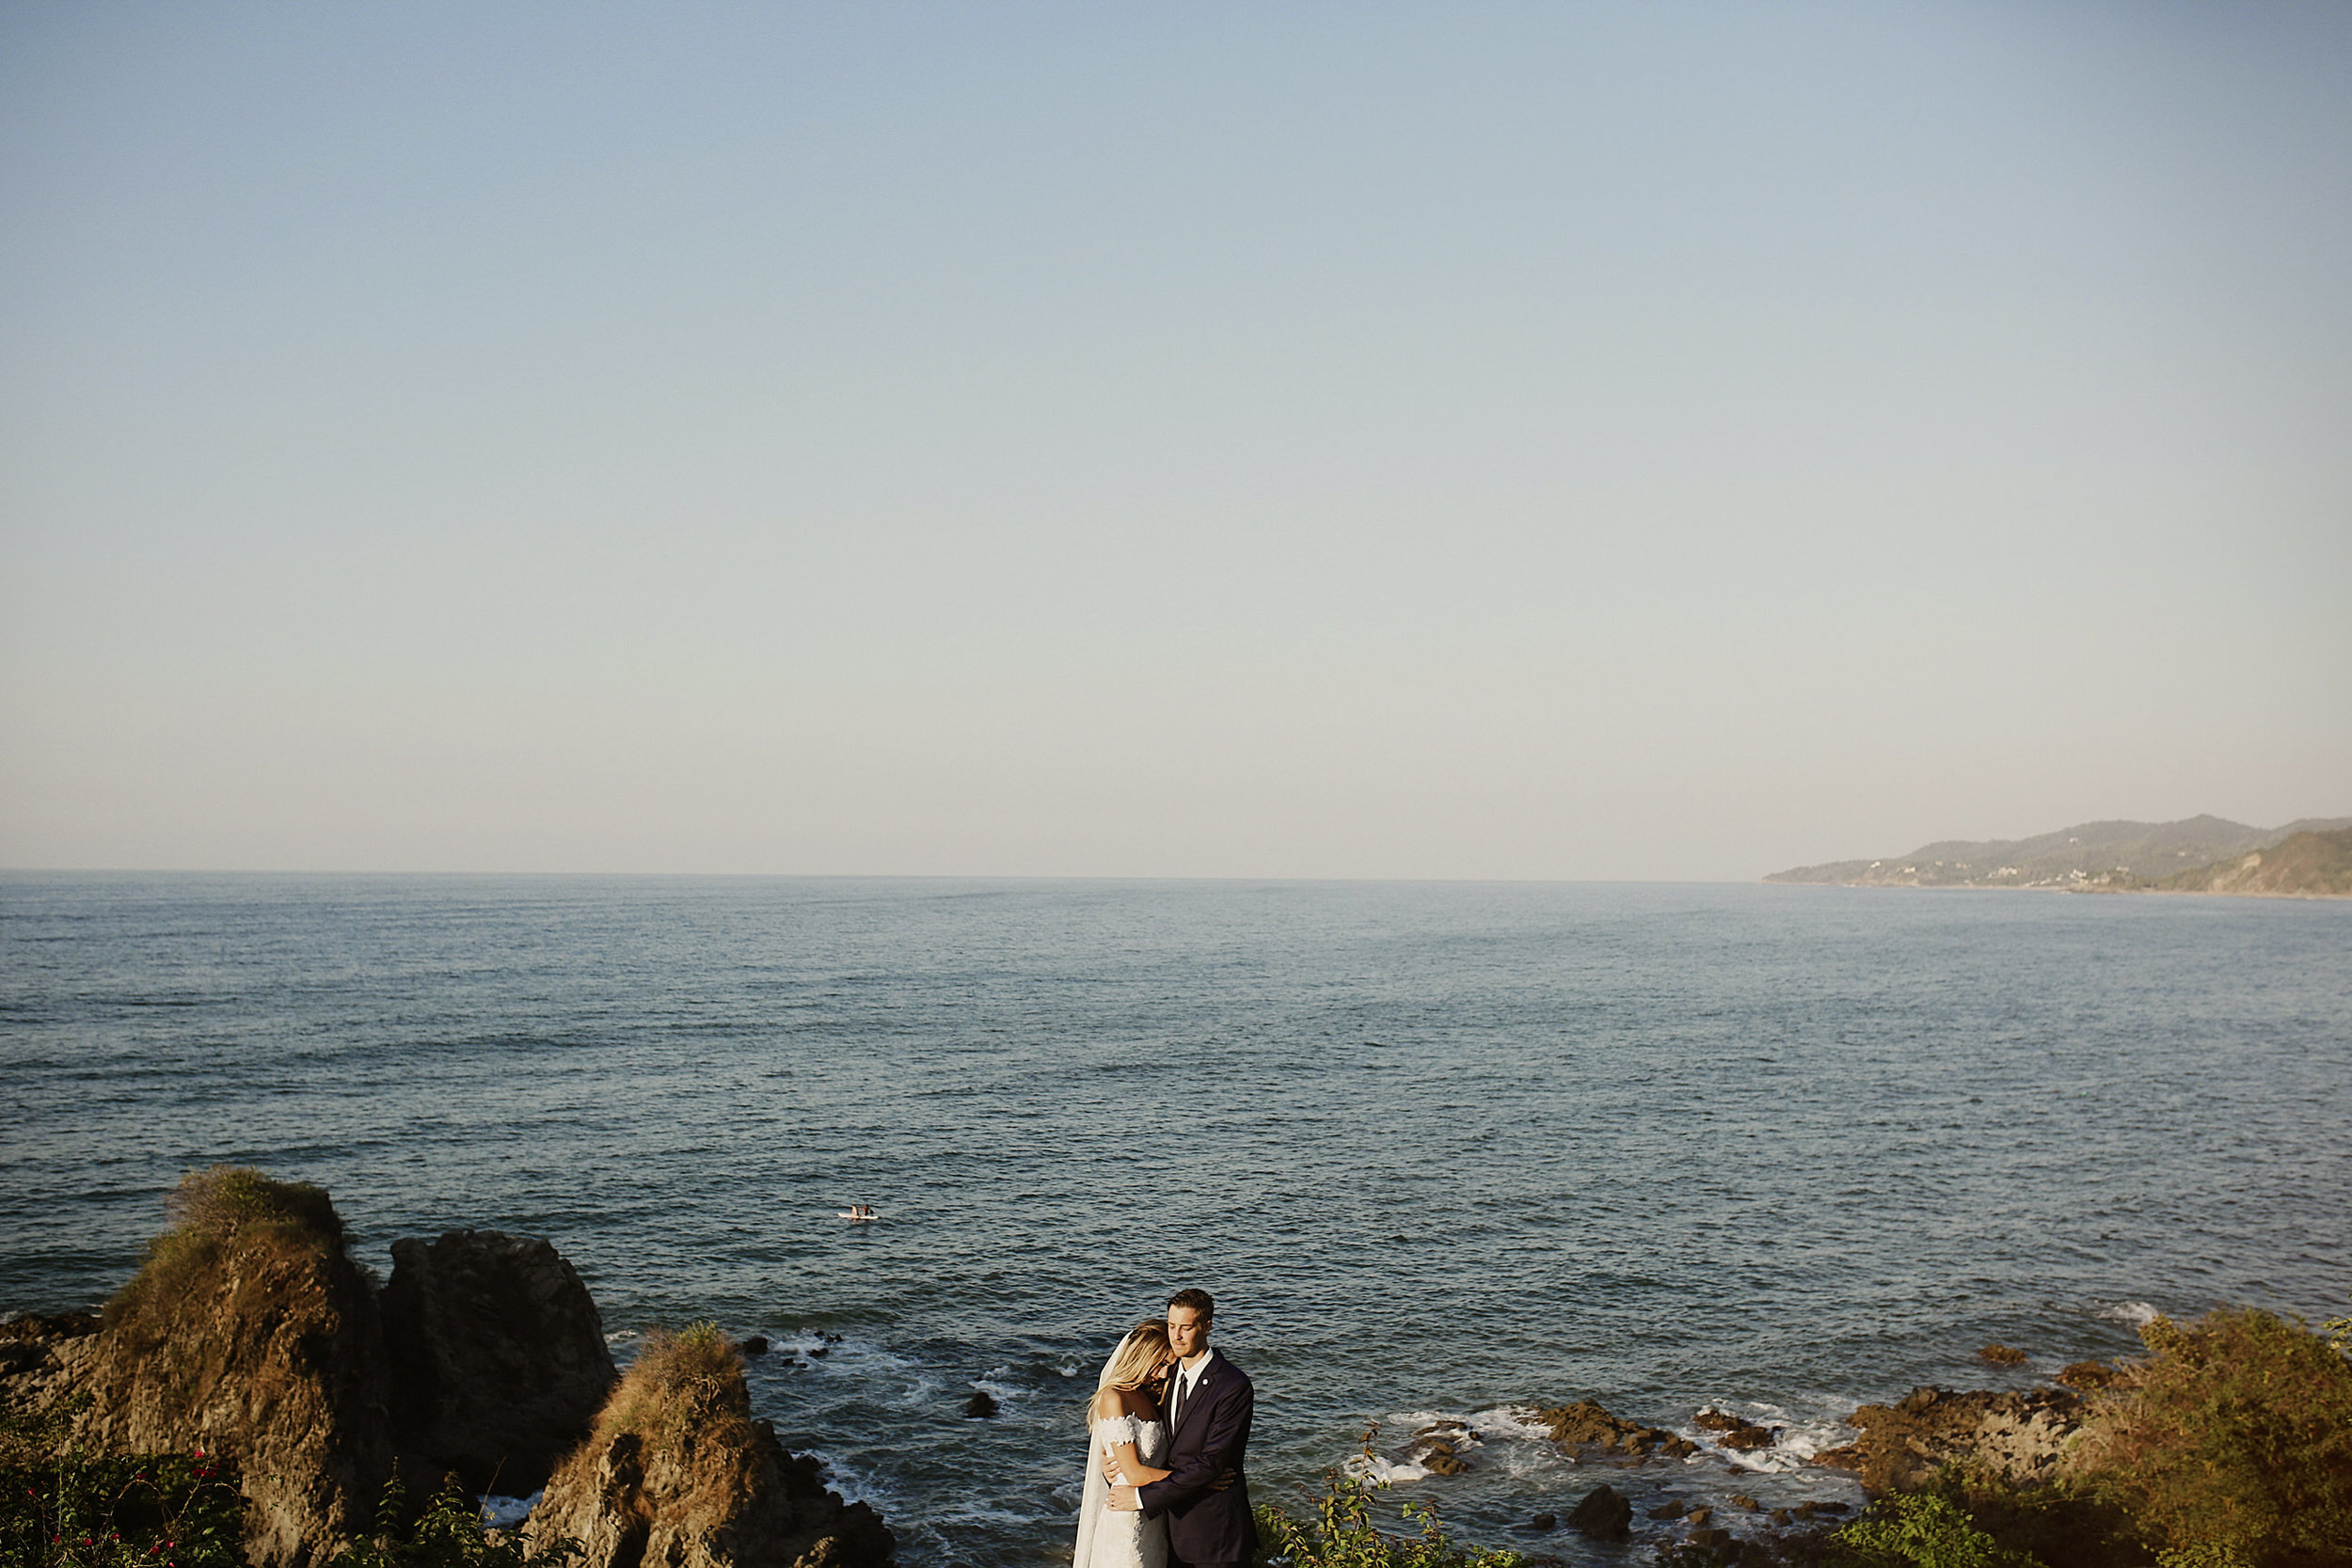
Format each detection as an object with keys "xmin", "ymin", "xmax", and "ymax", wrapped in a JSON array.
[{"xmin": 1088, "ymin": 1319, "xmax": 1170, "ymax": 1418}]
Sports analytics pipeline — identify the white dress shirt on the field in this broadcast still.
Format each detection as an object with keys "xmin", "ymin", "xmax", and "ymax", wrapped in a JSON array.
[{"xmin": 1168, "ymin": 1350, "xmax": 1213, "ymax": 1430}]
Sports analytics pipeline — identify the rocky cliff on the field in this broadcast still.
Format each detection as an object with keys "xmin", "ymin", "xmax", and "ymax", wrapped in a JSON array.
[
  {"xmin": 4, "ymin": 1169, "xmax": 894, "ymax": 1568},
  {"xmin": 1814, "ymin": 1384, "xmax": 2083, "ymax": 1493},
  {"xmin": 67, "ymin": 1167, "xmax": 395, "ymax": 1568},
  {"xmin": 525, "ymin": 1324, "xmax": 893, "ymax": 1568},
  {"xmin": 383, "ymin": 1229, "xmax": 618, "ymax": 1494}
]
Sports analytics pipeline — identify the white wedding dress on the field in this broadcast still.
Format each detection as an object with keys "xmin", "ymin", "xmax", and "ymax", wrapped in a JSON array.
[{"xmin": 1072, "ymin": 1413, "xmax": 1169, "ymax": 1568}]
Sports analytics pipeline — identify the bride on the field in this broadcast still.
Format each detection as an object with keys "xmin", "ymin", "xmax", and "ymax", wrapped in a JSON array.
[{"xmin": 1072, "ymin": 1321, "xmax": 1176, "ymax": 1568}]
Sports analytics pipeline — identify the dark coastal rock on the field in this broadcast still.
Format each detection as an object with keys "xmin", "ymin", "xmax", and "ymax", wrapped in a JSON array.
[
  {"xmin": 1565, "ymin": 1483, "xmax": 1631, "ymax": 1539},
  {"xmin": 381, "ymin": 1229, "xmax": 618, "ymax": 1494},
  {"xmin": 1686, "ymin": 1506, "xmax": 1712, "ymax": 1526},
  {"xmin": 1526, "ymin": 1512, "xmax": 1556, "ymax": 1531},
  {"xmin": 1688, "ymin": 1526, "xmax": 1732, "ymax": 1551},
  {"xmin": 965, "ymin": 1389, "xmax": 999, "ymax": 1418},
  {"xmin": 69, "ymin": 1169, "xmax": 395, "ymax": 1567},
  {"xmin": 743, "ymin": 1336, "xmax": 771, "ymax": 1356},
  {"xmin": 1836, "ymin": 1384, "xmax": 2082, "ymax": 1493},
  {"xmin": 1423, "ymin": 1452, "xmax": 1468, "ymax": 1476},
  {"xmin": 1532, "ymin": 1399, "xmax": 1690, "ymax": 1459},
  {"xmin": 1646, "ymin": 1499, "xmax": 1687, "ymax": 1520},
  {"xmin": 1979, "ymin": 1343, "xmax": 2026, "ymax": 1366},
  {"xmin": 1, "ymin": 1310, "xmax": 99, "ymax": 1341},
  {"xmin": 527, "ymin": 1331, "xmax": 892, "ymax": 1568},
  {"xmin": 1730, "ymin": 1494, "xmax": 1758, "ymax": 1512},
  {"xmin": 2058, "ymin": 1359, "xmax": 2121, "ymax": 1390},
  {"xmin": 1718, "ymin": 1422, "xmax": 1776, "ymax": 1450}
]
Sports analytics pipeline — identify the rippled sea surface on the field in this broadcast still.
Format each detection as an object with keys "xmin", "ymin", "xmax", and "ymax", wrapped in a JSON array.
[{"xmin": 4, "ymin": 875, "xmax": 2348, "ymax": 1563}]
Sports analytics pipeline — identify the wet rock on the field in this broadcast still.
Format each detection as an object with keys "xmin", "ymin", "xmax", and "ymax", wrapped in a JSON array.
[
  {"xmin": 1533, "ymin": 1400, "xmax": 1676, "ymax": 1458},
  {"xmin": 1, "ymin": 1310, "xmax": 99, "ymax": 1341},
  {"xmin": 1688, "ymin": 1526, "xmax": 1732, "ymax": 1552},
  {"xmin": 1719, "ymin": 1423, "xmax": 1776, "ymax": 1450},
  {"xmin": 2058, "ymin": 1359, "xmax": 2121, "ymax": 1390},
  {"xmin": 382, "ymin": 1229, "xmax": 619, "ymax": 1495},
  {"xmin": 1565, "ymin": 1483, "xmax": 1631, "ymax": 1539},
  {"xmin": 965, "ymin": 1389, "xmax": 998, "ymax": 1418},
  {"xmin": 1770, "ymin": 1508, "xmax": 1790, "ymax": 1525},
  {"xmin": 742, "ymin": 1336, "xmax": 771, "ymax": 1357},
  {"xmin": 1979, "ymin": 1344, "xmax": 2026, "ymax": 1367},
  {"xmin": 1693, "ymin": 1408, "xmax": 1742, "ymax": 1432},
  {"xmin": 1730, "ymin": 1494, "xmax": 1758, "ymax": 1512},
  {"xmin": 1646, "ymin": 1499, "xmax": 1687, "ymax": 1520},
  {"xmin": 1686, "ymin": 1507, "xmax": 1713, "ymax": 1526},
  {"xmin": 808, "ymin": 1345, "xmax": 830, "ymax": 1357},
  {"xmin": 1842, "ymin": 1384, "xmax": 2082, "ymax": 1493},
  {"xmin": 1527, "ymin": 1513, "xmax": 1556, "ymax": 1531},
  {"xmin": 1424, "ymin": 1452, "xmax": 1469, "ymax": 1476},
  {"xmin": 1810, "ymin": 1443, "xmax": 1864, "ymax": 1471}
]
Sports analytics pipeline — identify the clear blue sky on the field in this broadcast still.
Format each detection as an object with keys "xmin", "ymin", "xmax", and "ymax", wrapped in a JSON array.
[{"xmin": 3, "ymin": 3, "xmax": 2346, "ymax": 877}]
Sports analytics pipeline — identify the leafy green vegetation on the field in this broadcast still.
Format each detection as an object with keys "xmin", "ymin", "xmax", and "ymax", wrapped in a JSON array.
[
  {"xmin": 2067, "ymin": 1307, "xmax": 2352, "ymax": 1566},
  {"xmin": 0, "ymin": 1397, "xmax": 245, "ymax": 1568},
  {"xmin": 328, "ymin": 1474, "xmax": 578, "ymax": 1568},
  {"xmin": 1253, "ymin": 1454, "xmax": 1522, "ymax": 1568},
  {"xmin": 1827, "ymin": 1495, "xmax": 2043, "ymax": 1568},
  {"xmin": 1815, "ymin": 1304, "xmax": 2352, "ymax": 1568}
]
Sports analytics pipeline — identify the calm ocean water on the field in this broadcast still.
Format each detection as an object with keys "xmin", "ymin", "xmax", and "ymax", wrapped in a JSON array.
[{"xmin": 3, "ymin": 875, "xmax": 2348, "ymax": 1563}]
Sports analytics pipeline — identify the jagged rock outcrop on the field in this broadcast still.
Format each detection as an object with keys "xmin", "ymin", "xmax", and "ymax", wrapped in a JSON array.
[
  {"xmin": 1565, "ymin": 1482, "xmax": 1631, "ymax": 1538},
  {"xmin": 1814, "ymin": 1384, "xmax": 2081, "ymax": 1493},
  {"xmin": 70, "ymin": 1167, "xmax": 395, "ymax": 1568},
  {"xmin": 526, "ymin": 1325, "xmax": 893, "ymax": 1568},
  {"xmin": 382, "ymin": 1229, "xmax": 618, "ymax": 1493},
  {"xmin": 0, "ymin": 1311, "xmax": 104, "ymax": 1416},
  {"xmin": 1531, "ymin": 1399, "xmax": 1699, "ymax": 1458}
]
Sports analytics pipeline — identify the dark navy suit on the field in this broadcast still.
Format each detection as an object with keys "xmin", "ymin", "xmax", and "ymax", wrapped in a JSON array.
[{"xmin": 1138, "ymin": 1348, "xmax": 1257, "ymax": 1568}]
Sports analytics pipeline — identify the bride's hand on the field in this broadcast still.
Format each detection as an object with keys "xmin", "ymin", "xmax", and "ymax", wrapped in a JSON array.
[{"xmin": 1103, "ymin": 1451, "xmax": 1129, "ymax": 1485}]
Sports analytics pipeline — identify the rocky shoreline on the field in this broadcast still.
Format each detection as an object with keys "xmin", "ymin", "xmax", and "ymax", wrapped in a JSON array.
[{"xmin": 0, "ymin": 1170, "xmax": 891, "ymax": 1568}]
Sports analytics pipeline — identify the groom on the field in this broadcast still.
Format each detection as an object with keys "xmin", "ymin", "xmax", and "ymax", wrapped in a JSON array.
[{"xmin": 1107, "ymin": 1288, "xmax": 1257, "ymax": 1568}]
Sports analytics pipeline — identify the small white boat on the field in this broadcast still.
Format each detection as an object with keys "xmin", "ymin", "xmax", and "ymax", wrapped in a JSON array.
[{"xmin": 837, "ymin": 1207, "xmax": 881, "ymax": 1222}]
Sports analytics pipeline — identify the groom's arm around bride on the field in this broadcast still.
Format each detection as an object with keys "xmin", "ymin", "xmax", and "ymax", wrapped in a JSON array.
[{"xmin": 1111, "ymin": 1289, "xmax": 1258, "ymax": 1568}]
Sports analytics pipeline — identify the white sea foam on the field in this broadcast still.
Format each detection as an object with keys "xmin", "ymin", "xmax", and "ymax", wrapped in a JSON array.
[
  {"xmin": 1347, "ymin": 1453, "xmax": 1431, "ymax": 1484},
  {"xmin": 797, "ymin": 1449, "xmax": 888, "ymax": 1510},
  {"xmin": 1345, "ymin": 1404, "xmax": 1562, "ymax": 1485},
  {"xmin": 1680, "ymin": 1397, "xmax": 1856, "ymax": 1474},
  {"xmin": 2103, "ymin": 1301, "xmax": 2160, "ymax": 1326}
]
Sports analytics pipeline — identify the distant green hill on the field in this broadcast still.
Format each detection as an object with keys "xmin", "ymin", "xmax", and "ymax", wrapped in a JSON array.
[
  {"xmin": 1765, "ymin": 814, "xmax": 2352, "ymax": 891},
  {"xmin": 2152, "ymin": 827, "xmax": 2352, "ymax": 897}
]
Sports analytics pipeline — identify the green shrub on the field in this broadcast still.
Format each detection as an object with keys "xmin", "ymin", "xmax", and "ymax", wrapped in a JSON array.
[
  {"xmin": 0, "ymin": 1397, "xmax": 245, "ymax": 1568},
  {"xmin": 1907, "ymin": 1464, "xmax": 2143, "ymax": 1568},
  {"xmin": 2067, "ymin": 1307, "xmax": 2352, "ymax": 1567},
  {"xmin": 329, "ymin": 1473, "xmax": 578, "ymax": 1568},
  {"xmin": 1253, "ymin": 1449, "xmax": 1520, "ymax": 1568},
  {"xmin": 1828, "ymin": 1494, "xmax": 2043, "ymax": 1568}
]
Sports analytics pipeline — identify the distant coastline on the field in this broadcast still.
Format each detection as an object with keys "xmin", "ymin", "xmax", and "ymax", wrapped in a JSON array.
[{"xmin": 1765, "ymin": 814, "xmax": 2352, "ymax": 898}]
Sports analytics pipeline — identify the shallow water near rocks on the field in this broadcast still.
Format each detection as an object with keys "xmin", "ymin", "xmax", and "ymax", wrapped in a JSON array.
[{"xmin": 4, "ymin": 875, "xmax": 2347, "ymax": 1565}]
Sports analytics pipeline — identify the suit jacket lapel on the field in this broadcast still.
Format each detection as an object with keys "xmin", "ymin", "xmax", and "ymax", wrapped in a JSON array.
[{"xmin": 1177, "ymin": 1352, "xmax": 1220, "ymax": 1445}]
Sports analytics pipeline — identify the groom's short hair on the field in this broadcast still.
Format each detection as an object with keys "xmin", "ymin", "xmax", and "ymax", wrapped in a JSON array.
[{"xmin": 1168, "ymin": 1288, "xmax": 1215, "ymax": 1323}]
